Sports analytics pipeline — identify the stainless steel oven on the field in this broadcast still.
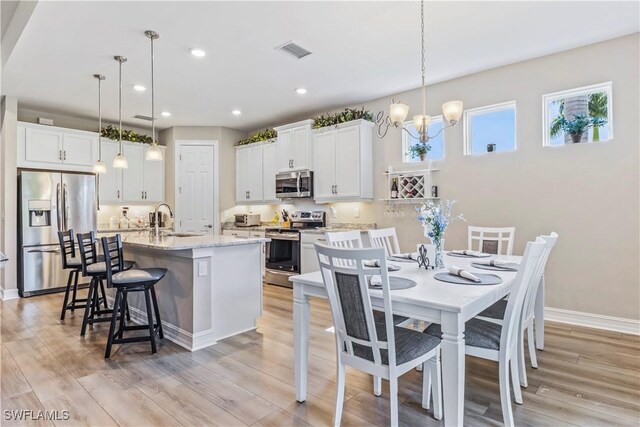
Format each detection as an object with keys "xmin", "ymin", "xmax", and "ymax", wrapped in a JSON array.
[
  {"xmin": 264, "ymin": 228, "xmax": 300, "ymax": 288},
  {"xmin": 276, "ymin": 170, "xmax": 313, "ymax": 199}
]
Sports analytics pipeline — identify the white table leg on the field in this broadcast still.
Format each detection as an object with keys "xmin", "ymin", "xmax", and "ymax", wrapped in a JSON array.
[
  {"xmin": 440, "ymin": 311, "xmax": 465, "ymax": 426},
  {"xmin": 535, "ymin": 275, "xmax": 545, "ymax": 350},
  {"xmin": 294, "ymin": 284, "xmax": 310, "ymax": 402}
]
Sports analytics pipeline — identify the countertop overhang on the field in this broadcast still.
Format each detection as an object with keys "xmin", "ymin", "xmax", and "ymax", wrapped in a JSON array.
[{"xmin": 121, "ymin": 232, "xmax": 269, "ymax": 251}]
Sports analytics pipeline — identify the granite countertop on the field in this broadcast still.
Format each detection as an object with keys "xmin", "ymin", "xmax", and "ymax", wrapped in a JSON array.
[
  {"xmin": 221, "ymin": 222, "xmax": 377, "ymax": 235},
  {"xmin": 121, "ymin": 232, "xmax": 269, "ymax": 251},
  {"xmin": 97, "ymin": 227, "xmax": 172, "ymax": 234}
]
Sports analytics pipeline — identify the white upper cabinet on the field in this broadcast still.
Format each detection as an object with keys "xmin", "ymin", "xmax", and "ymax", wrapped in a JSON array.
[
  {"xmin": 122, "ymin": 144, "xmax": 145, "ymax": 202},
  {"xmin": 262, "ymin": 142, "xmax": 278, "ymax": 203},
  {"xmin": 18, "ymin": 122, "xmax": 97, "ymax": 171},
  {"xmin": 275, "ymin": 119, "xmax": 314, "ymax": 171},
  {"xmin": 143, "ymin": 145, "xmax": 166, "ymax": 203},
  {"xmin": 99, "ymin": 142, "xmax": 123, "ymax": 204},
  {"xmin": 312, "ymin": 119, "xmax": 374, "ymax": 203},
  {"xmin": 235, "ymin": 143, "xmax": 264, "ymax": 203},
  {"xmin": 101, "ymin": 141, "xmax": 165, "ymax": 205}
]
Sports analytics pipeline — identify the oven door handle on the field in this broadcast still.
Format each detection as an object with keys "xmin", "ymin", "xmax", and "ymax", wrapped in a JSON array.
[{"xmin": 265, "ymin": 232, "xmax": 299, "ymax": 241}]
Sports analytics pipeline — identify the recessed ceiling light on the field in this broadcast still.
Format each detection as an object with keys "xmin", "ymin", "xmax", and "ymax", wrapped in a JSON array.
[
  {"xmin": 161, "ymin": 111, "xmax": 171, "ymax": 117},
  {"xmin": 133, "ymin": 84, "xmax": 146, "ymax": 92},
  {"xmin": 232, "ymin": 109, "xmax": 242, "ymax": 116},
  {"xmin": 295, "ymin": 87, "xmax": 307, "ymax": 95},
  {"xmin": 190, "ymin": 48, "xmax": 206, "ymax": 58}
]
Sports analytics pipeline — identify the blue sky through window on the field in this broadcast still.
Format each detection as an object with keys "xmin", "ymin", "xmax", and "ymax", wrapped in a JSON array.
[
  {"xmin": 468, "ymin": 107, "xmax": 516, "ymax": 154},
  {"xmin": 403, "ymin": 118, "xmax": 444, "ymax": 162}
]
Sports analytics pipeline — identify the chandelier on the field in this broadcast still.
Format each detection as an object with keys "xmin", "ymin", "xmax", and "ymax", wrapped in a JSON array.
[{"xmin": 376, "ymin": 0, "xmax": 463, "ymax": 144}]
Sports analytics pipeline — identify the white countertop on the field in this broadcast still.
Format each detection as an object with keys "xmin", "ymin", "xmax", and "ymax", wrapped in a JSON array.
[{"xmin": 121, "ymin": 232, "xmax": 269, "ymax": 251}]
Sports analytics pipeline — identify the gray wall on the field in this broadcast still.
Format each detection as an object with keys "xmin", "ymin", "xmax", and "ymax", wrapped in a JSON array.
[{"xmin": 248, "ymin": 34, "xmax": 640, "ymax": 320}]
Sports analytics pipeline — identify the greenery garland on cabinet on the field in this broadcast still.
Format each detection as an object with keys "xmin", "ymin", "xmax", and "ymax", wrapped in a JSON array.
[
  {"xmin": 313, "ymin": 107, "xmax": 374, "ymax": 129},
  {"xmin": 236, "ymin": 128, "xmax": 278, "ymax": 146},
  {"xmin": 101, "ymin": 125, "xmax": 156, "ymax": 144}
]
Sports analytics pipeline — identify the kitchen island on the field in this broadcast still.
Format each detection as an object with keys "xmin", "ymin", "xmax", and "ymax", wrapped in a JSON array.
[{"xmin": 119, "ymin": 232, "xmax": 269, "ymax": 351}]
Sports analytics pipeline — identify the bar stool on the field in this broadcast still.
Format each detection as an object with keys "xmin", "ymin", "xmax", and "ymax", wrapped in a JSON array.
[
  {"xmin": 77, "ymin": 231, "xmax": 134, "ymax": 336},
  {"xmin": 101, "ymin": 234, "xmax": 165, "ymax": 358},
  {"xmin": 58, "ymin": 229, "xmax": 86, "ymax": 321}
]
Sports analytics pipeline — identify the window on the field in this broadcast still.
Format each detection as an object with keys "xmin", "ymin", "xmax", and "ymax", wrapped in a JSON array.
[
  {"xmin": 463, "ymin": 101, "xmax": 517, "ymax": 155},
  {"xmin": 542, "ymin": 82, "xmax": 612, "ymax": 146},
  {"xmin": 402, "ymin": 116, "xmax": 444, "ymax": 163}
]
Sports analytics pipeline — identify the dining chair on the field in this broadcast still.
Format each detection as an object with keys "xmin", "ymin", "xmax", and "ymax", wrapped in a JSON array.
[
  {"xmin": 368, "ymin": 228, "xmax": 401, "ymax": 258},
  {"xmin": 325, "ymin": 228, "xmax": 410, "ymax": 394},
  {"xmin": 425, "ymin": 237, "xmax": 546, "ymax": 427},
  {"xmin": 468, "ymin": 226, "xmax": 516, "ymax": 255},
  {"xmin": 476, "ymin": 232, "xmax": 558, "ymax": 387},
  {"xmin": 315, "ymin": 243, "xmax": 442, "ymax": 426}
]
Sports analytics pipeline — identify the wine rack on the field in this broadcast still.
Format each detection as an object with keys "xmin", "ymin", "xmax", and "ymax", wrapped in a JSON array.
[{"xmin": 381, "ymin": 167, "xmax": 439, "ymax": 204}]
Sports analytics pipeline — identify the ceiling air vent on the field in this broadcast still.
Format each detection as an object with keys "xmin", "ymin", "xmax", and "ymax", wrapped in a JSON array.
[
  {"xmin": 133, "ymin": 114, "xmax": 154, "ymax": 121},
  {"xmin": 275, "ymin": 41, "xmax": 312, "ymax": 60}
]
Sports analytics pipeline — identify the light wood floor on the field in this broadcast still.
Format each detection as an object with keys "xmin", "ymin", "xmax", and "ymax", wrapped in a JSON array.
[{"xmin": 1, "ymin": 284, "xmax": 639, "ymax": 426}]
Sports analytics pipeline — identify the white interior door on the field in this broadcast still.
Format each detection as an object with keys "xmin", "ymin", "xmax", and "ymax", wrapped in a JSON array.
[{"xmin": 178, "ymin": 144, "xmax": 215, "ymax": 233}]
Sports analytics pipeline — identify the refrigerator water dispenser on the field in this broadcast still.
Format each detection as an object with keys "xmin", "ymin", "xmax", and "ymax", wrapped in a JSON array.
[{"xmin": 28, "ymin": 200, "xmax": 51, "ymax": 227}]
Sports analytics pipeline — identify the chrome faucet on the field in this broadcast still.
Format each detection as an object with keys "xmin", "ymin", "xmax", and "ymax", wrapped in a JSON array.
[{"xmin": 153, "ymin": 203, "xmax": 174, "ymax": 236}]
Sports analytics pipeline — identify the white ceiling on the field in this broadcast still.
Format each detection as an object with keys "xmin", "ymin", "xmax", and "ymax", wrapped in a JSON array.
[{"xmin": 3, "ymin": 1, "xmax": 638, "ymax": 131}]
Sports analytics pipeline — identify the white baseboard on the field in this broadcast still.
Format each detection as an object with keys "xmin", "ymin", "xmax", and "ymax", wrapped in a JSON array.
[
  {"xmin": 545, "ymin": 307, "xmax": 640, "ymax": 335},
  {"xmin": 1, "ymin": 288, "xmax": 20, "ymax": 300}
]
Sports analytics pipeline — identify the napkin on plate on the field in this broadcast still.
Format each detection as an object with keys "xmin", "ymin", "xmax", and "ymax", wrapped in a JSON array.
[
  {"xmin": 369, "ymin": 275, "xmax": 383, "ymax": 288},
  {"xmin": 450, "ymin": 249, "xmax": 487, "ymax": 257},
  {"xmin": 390, "ymin": 252, "xmax": 418, "ymax": 260},
  {"xmin": 447, "ymin": 265, "xmax": 481, "ymax": 283},
  {"xmin": 477, "ymin": 259, "xmax": 519, "ymax": 267}
]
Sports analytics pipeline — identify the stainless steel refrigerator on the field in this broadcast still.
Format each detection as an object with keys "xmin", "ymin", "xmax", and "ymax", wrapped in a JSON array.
[{"xmin": 18, "ymin": 170, "xmax": 96, "ymax": 297}]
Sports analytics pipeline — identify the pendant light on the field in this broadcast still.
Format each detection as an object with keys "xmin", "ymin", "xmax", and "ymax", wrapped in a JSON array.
[
  {"xmin": 92, "ymin": 74, "xmax": 107, "ymax": 174},
  {"xmin": 145, "ymin": 30, "xmax": 163, "ymax": 161},
  {"xmin": 112, "ymin": 55, "xmax": 128, "ymax": 168},
  {"xmin": 375, "ymin": 0, "xmax": 463, "ymax": 143}
]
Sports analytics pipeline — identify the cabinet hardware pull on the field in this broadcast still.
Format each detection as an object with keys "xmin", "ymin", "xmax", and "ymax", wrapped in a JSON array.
[
  {"xmin": 335, "ymin": 185, "xmax": 337, "ymax": 194},
  {"xmin": 117, "ymin": 190, "xmax": 120, "ymax": 199},
  {"xmin": 59, "ymin": 150, "xmax": 62, "ymax": 160},
  {"xmin": 63, "ymin": 151, "xmax": 66, "ymax": 160}
]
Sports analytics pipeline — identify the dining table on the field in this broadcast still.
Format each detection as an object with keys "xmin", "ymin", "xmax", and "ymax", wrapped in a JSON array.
[{"xmin": 290, "ymin": 251, "xmax": 544, "ymax": 426}]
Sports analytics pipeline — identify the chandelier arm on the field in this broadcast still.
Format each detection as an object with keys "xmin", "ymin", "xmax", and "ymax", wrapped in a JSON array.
[
  {"xmin": 401, "ymin": 125, "xmax": 422, "ymax": 141},
  {"xmin": 425, "ymin": 121, "xmax": 454, "ymax": 140}
]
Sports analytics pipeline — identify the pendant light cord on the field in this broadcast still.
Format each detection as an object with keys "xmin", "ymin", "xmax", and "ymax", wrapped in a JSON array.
[
  {"xmin": 420, "ymin": 0, "xmax": 426, "ymax": 120},
  {"xmin": 151, "ymin": 35, "xmax": 155, "ymax": 144},
  {"xmin": 118, "ymin": 58, "xmax": 123, "ymax": 154},
  {"xmin": 98, "ymin": 77, "xmax": 102, "ymax": 160}
]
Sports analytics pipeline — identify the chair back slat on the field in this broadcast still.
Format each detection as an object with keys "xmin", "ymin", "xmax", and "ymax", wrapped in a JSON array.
[
  {"xmin": 468, "ymin": 226, "xmax": 515, "ymax": 255},
  {"xmin": 325, "ymin": 231, "xmax": 363, "ymax": 267},
  {"xmin": 368, "ymin": 228, "xmax": 401, "ymax": 258},
  {"xmin": 500, "ymin": 238, "xmax": 546, "ymax": 355},
  {"xmin": 76, "ymin": 231, "xmax": 98, "ymax": 275},
  {"xmin": 315, "ymin": 244, "xmax": 397, "ymax": 368},
  {"xmin": 57, "ymin": 229, "xmax": 76, "ymax": 269},
  {"xmin": 101, "ymin": 235, "xmax": 124, "ymax": 285}
]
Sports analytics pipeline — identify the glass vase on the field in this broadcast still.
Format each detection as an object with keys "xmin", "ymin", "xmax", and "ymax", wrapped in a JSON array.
[{"xmin": 433, "ymin": 237, "xmax": 444, "ymax": 269}]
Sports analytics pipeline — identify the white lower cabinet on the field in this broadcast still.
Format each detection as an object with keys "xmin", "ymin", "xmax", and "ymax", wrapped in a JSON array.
[
  {"xmin": 312, "ymin": 119, "xmax": 374, "ymax": 203},
  {"xmin": 223, "ymin": 229, "xmax": 266, "ymax": 276},
  {"xmin": 301, "ymin": 233, "xmax": 326, "ymax": 274}
]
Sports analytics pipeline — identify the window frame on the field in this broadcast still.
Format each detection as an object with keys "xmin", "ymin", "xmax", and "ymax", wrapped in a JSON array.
[
  {"xmin": 542, "ymin": 81, "xmax": 613, "ymax": 147},
  {"xmin": 463, "ymin": 100, "xmax": 517, "ymax": 156},
  {"xmin": 401, "ymin": 114, "xmax": 445, "ymax": 164}
]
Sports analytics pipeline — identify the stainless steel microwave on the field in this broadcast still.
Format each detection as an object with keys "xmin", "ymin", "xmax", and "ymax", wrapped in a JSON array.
[{"xmin": 275, "ymin": 170, "xmax": 313, "ymax": 199}]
